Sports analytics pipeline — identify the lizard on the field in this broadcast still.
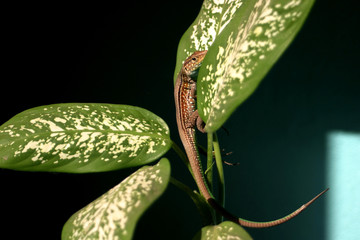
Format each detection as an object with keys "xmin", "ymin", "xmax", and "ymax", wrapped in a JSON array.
[{"xmin": 174, "ymin": 50, "xmax": 328, "ymax": 228}]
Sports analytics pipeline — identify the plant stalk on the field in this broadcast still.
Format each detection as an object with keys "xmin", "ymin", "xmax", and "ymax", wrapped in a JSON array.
[
  {"xmin": 206, "ymin": 133, "xmax": 214, "ymax": 192},
  {"xmin": 213, "ymin": 132, "xmax": 225, "ymax": 223}
]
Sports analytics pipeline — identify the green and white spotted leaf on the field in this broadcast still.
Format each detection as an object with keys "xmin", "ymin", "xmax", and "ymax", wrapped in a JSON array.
[
  {"xmin": 174, "ymin": 0, "xmax": 315, "ymax": 132},
  {"xmin": 0, "ymin": 103, "xmax": 171, "ymax": 173},
  {"xmin": 174, "ymin": 0, "xmax": 244, "ymax": 81},
  {"xmin": 193, "ymin": 221, "xmax": 252, "ymax": 240},
  {"xmin": 198, "ymin": 0, "xmax": 315, "ymax": 132},
  {"xmin": 62, "ymin": 158, "xmax": 171, "ymax": 240}
]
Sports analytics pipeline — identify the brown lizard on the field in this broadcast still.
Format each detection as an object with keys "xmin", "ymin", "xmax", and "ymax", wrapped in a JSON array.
[{"xmin": 174, "ymin": 50, "xmax": 328, "ymax": 228}]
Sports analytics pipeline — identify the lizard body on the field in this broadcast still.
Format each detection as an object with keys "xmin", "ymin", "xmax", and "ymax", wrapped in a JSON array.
[{"xmin": 174, "ymin": 50, "xmax": 328, "ymax": 228}]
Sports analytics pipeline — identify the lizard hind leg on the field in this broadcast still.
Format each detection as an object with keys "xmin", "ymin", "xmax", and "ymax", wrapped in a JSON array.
[
  {"xmin": 196, "ymin": 115, "xmax": 206, "ymax": 133},
  {"xmin": 185, "ymin": 110, "xmax": 206, "ymax": 133}
]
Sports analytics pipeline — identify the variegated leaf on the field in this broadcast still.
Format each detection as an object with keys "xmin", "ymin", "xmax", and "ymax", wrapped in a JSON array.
[
  {"xmin": 174, "ymin": 0, "xmax": 243, "ymax": 81},
  {"xmin": 61, "ymin": 158, "xmax": 171, "ymax": 240},
  {"xmin": 175, "ymin": 0, "xmax": 315, "ymax": 132},
  {"xmin": 193, "ymin": 221, "xmax": 252, "ymax": 240},
  {"xmin": 0, "ymin": 104, "xmax": 171, "ymax": 172}
]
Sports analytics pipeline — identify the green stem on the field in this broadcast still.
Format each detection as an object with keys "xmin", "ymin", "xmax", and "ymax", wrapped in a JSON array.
[
  {"xmin": 171, "ymin": 141, "xmax": 193, "ymax": 177},
  {"xmin": 213, "ymin": 132, "xmax": 225, "ymax": 223},
  {"xmin": 170, "ymin": 177, "xmax": 214, "ymax": 226},
  {"xmin": 206, "ymin": 133, "xmax": 214, "ymax": 192}
]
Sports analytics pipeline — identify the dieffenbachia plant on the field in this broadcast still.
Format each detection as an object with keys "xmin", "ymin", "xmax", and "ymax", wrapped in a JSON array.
[
  {"xmin": 1, "ymin": 0, "xmax": 315, "ymax": 239},
  {"xmin": 174, "ymin": 0, "xmax": 315, "ymax": 132}
]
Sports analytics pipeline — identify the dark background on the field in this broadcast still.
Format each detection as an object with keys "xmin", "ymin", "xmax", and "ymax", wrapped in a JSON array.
[{"xmin": 1, "ymin": 1, "xmax": 359, "ymax": 239}]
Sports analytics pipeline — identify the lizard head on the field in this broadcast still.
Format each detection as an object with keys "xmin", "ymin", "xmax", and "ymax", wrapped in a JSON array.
[{"xmin": 183, "ymin": 50, "xmax": 208, "ymax": 78}]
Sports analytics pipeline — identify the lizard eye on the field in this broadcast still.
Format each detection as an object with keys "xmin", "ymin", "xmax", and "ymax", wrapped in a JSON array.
[{"xmin": 192, "ymin": 57, "xmax": 196, "ymax": 61}]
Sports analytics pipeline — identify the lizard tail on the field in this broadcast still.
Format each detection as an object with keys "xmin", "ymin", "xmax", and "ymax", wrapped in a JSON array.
[{"xmin": 207, "ymin": 188, "xmax": 329, "ymax": 228}]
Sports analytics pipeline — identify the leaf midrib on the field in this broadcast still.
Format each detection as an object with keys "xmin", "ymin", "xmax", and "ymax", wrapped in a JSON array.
[{"xmin": 1, "ymin": 129, "xmax": 170, "ymax": 145}]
